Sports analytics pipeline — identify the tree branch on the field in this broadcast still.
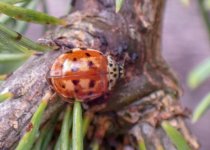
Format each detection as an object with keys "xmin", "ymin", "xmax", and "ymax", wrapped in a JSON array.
[{"xmin": 0, "ymin": 0, "xmax": 199, "ymax": 149}]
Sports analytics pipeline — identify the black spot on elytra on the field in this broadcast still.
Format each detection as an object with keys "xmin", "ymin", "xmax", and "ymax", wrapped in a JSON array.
[
  {"xmin": 71, "ymin": 67, "xmax": 79, "ymax": 72},
  {"xmin": 110, "ymin": 72, "xmax": 113, "ymax": 74},
  {"xmin": 73, "ymin": 58, "xmax": 77, "ymax": 61},
  {"xmin": 61, "ymin": 84, "xmax": 66, "ymax": 88},
  {"xmin": 109, "ymin": 79, "xmax": 113, "ymax": 83},
  {"xmin": 114, "ymin": 74, "xmax": 117, "ymax": 78},
  {"xmin": 113, "ymin": 68, "xmax": 117, "ymax": 72},
  {"xmin": 85, "ymin": 53, "xmax": 91, "ymax": 57},
  {"xmin": 109, "ymin": 63, "xmax": 113, "ymax": 67},
  {"xmin": 89, "ymin": 80, "xmax": 95, "ymax": 88},
  {"xmin": 88, "ymin": 61, "xmax": 94, "ymax": 67},
  {"xmin": 72, "ymin": 80, "xmax": 79, "ymax": 85},
  {"xmin": 59, "ymin": 82, "xmax": 65, "ymax": 88}
]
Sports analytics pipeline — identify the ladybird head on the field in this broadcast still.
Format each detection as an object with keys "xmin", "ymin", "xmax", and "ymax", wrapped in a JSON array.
[{"xmin": 107, "ymin": 55, "xmax": 124, "ymax": 91}]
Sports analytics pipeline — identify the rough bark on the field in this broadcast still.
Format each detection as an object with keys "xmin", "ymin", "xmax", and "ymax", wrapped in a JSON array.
[{"xmin": 0, "ymin": 0, "xmax": 199, "ymax": 149}]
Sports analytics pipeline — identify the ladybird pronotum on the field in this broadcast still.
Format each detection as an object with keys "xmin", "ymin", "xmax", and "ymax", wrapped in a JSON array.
[{"xmin": 47, "ymin": 48, "xmax": 124, "ymax": 102}]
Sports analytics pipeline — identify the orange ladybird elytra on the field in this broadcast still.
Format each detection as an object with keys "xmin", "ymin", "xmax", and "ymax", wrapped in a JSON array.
[{"xmin": 47, "ymin": 48, "xmax": 124, "ymax": 102}]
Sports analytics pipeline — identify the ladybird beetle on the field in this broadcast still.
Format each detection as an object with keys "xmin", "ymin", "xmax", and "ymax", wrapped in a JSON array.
[{"xmin": 47, "ymin": 48, "xmax": 124, "ymax": 102}]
